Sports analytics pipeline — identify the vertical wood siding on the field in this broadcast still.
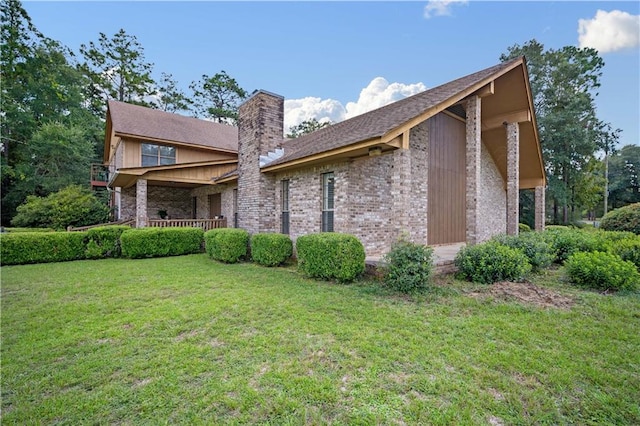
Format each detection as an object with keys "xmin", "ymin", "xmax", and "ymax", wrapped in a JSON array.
[{"xmin": 428, "ymin": 113, "xmax": 466, "ymax": 245}]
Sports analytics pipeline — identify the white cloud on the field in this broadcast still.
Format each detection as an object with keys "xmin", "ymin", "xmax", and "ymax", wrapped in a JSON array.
[
  {"xmin": 424, "ymin": 0, "xmax": 468, "ymax": 19},
  {"xmin": 283, "ymin": 78, "xmax": 427, "ymax": 134},
  {"xmin": 578, "ymin": 9, "xmax": 640, "ymax": 53}
]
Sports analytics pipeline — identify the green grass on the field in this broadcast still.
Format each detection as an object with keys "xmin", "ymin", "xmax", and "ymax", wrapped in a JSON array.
[{"xmin": 2, "ymin": 255, "xmax": 639, "ymax": 424}]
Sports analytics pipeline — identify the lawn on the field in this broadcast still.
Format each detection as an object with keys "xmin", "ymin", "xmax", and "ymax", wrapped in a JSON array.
[{"xmin": 2, "ymin": 254, "xmax": 639, "ymax": 425}]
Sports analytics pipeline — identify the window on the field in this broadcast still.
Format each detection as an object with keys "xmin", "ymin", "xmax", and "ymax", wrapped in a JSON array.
[
  {"xmin": 281, "ymin": 180, "xmax": 290, "ymax": 234},
  {"xmin": 322, "ymin": 172, "xmax": 334, "ymax": 232},
  {"xmin": 233, "ymin": 189, "xmax": 238, "ymax": 228},
  {"xmin": 142, "ymin": 143, "xmax": 175, "ymax": 167}
]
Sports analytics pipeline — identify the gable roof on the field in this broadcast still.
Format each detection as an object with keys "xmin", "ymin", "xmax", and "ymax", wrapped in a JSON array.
[
  {"xmin": 106, "ymin": 100, "xmax": 239, "ymax": 153},
  {"xmin": 265, "ymin": 57, "xmax": 526, "ymax": 169}
]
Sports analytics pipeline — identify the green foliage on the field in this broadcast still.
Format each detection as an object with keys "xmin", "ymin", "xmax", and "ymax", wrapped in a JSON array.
[
  {"xmin": 542, "ymin": 228, "xmax": 606, "ymax": 263},
  {"xmin": 0, "ymin": 231, "xmax": 87, "ymax": 265},
  {"xmin": 79, "ymin": 28, "xmax": 155, "ymax": 114},
  {"xmin": 120, "ymin": 227, "xmax": 204, "ymax": 259},
  {"xmin": 612, "ymin": 238, "xmax": 640, "ymax": 271},
  {"xmin": 492, "ymin": 232, "xmax": 555, "ymax": 272},
  {"xmin": 382, "ymin": 239, "xmax": 433, "ymax": 293},
  {"xmin": 154, "ymin": 72, "xmax": 192, "ymax": 113},
  {"xmin": 296, "ymin": 233, "xmax": 365, "ymax": 283},
  {"xmin": 250, "ymin": 233, "xmax": 292, "ymax": 267},
  {"xmin": 2, "ymin": 227, "xmax": 54, "ymax": 233},
  {"xmin": 600, "ymin": 203, "xmax": 640, "ymax": 234},
  {"xmin": 609, "ymin": 145, "xmax": 640, "ymax": 209},
  {"xmin": 565, "ymin": 251, "xmax": 639, "ymax": 292},
  {"xmin": 518, "ymin": 223, "xmax": 531, "ymax": 233},
  {"xmin": 287, "ymin": 118, "xmax": 332, "ymax": 138},
  {"xmin": 11, "ymin": 185, "xmax": 109, "ymax": 230},
  {"xmin": 204, "ymin": 228, "xmax": 249, "ymax": 263},
  {"xmin": 189, "ymin": 70, "xmax": 247, "ymax": 124},
  {"xmin": 455, "ymin": 241, "xmax": 532, "ymax": 284},
  {"xmin": 84, "ymin": 225, "xmax": 130, "ymax": 259}
]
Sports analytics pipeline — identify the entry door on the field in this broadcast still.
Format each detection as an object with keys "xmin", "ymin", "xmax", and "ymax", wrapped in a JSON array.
[
  {"xmin": 209, "ymin": 193, "xmax": 222, "ymax": 218},
  {"xmin": 427, "ymin": 113, "xmax": 466, "ymax": 245}
]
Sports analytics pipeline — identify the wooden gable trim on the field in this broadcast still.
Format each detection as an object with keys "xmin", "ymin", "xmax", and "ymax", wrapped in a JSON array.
[
  {"xmin": 521, "ymin": 58, "xmax": 546, "ymax": 186},
  {"xmin": 481, "ymin": 109, "xmax": 531, "ymax": 131}
]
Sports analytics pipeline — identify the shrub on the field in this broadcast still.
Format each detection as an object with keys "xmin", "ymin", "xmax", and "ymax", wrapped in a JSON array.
[
  {"xmin": 250, "ymin": 233, "xmax": 293, "ymax": 266},
  {"xmin": 2, "ymin": 227, "xmax": 55, "ymax": 233},
  {"xmin": 518, "ymin": 223, "xmax": 532, "ymax": 233},
  {"xmin": 11, "ymin": 185, "xmax": 109, "ymax": 230},
  {"xmin": 565, "ymin": 251, "xmax": 639, "ymax": 291},
  {"xmin": 120, "ymin": 227, "xmax": 204, "ymax": 259},
  {"xmin": 612, "ymin": 237, "xmax": 640, "ymax": 270},
  {"xmin": 382, "ymin": 239, "xmax": 434, "ymax": 293},
  {"xmin": 454, "ymin": 241, "xmax": 532, "ymax": 284},
  {"xmin": 296, "ymin": 233, "xmax": 365, "ymax": 283},
  {"xmin": 542, "ymin": 228, "xmax": 605, "ymax": 263},
  {"xmin": 600, "ymin": 203, "xmax": 640, "ymax": 234},
  {"xmin": 492, "ymin": 232, "xmax": 555, "ymax": 272},
  {"xmin": 0, "ymin": 231, "xmax": 87, "ymax": 265},
  {"xmin": 85, "ymin": 225, "xmax": 131, "ymax": 259},
  {"xmin": 205, "ymin": 228, "xmax": 249, "ymax": 263}
]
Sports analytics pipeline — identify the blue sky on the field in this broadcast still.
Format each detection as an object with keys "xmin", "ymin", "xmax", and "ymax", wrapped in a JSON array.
[{"xmin": 23, "ymin": 1, "xmax": 639, "ymax": 147}]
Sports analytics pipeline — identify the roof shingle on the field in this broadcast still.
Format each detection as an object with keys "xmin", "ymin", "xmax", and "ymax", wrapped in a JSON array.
[
  {"xmin": 108, "ymin": 100, "xmax": 238, "ymax": 152},
  {"xmin": 267, "ymin": 58, "xmax": 521, "ymax": 168}
]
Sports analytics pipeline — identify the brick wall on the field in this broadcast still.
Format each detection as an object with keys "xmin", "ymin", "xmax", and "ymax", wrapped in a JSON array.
[
  {"xmin": 237, "ymin": 91, "xmax": 283, "ymax": 233},
  {"xmin": 119, "ymin": 184, "xmax": 193, "ymax": 220},
  {"xmin": 190, "ymin": 184, "xmax": 237, "ymax": 224},
  {"xmin": 478, "ymin": 142, "xmax": 507, "ymax": 242},
  {"xmin": 407, "ymin": 121, "xmax": 429, "ymax": 246}
]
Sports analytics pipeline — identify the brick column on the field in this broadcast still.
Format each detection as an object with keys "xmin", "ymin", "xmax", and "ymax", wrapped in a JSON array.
[
  {"xmin": 136, "ymin": 178, "xmax": 148, "ymax": 228},
  {"xmin": 465, "ymin": 95, "xmax": 481, "ymax": 245},
  {"xmin": 392, "ymin": 148, "xmax": 411, "ymax": 238},
  {"xmin": 506, "ymin": 122, "xmax": 519, "ymax": 235},
  {"xmin": 534, "ymin": 185, "xmax": 545, "ymax": 231}
]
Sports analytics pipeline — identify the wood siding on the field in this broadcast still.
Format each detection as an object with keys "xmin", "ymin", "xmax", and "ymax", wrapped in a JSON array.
[
  {"xmin": 121, "ymin": 138, "xmax": 236, "ymax": 168},
  {"xmin": 427, "ymin": 113, "xmax": 466, "ymax": 245}
]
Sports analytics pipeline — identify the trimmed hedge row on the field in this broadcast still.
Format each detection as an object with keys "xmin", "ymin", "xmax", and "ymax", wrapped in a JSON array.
[
  {"xmin": 251, "ymin": 233, "xmax": 293, "ymax": 266},
  {"xmin": 297, "ymin": 233, "xmax": 365, "ymax": 282},
  {"xmin": 121, "ymin": 227, "xmax": 204, "ymax": 259},
  {"xmin": 85, "ymin": 225, "xmax": 131, "ymax": 259},
  {"xmin": 1, "ymin": 232, "xmax": 87, "ymax": 265}
]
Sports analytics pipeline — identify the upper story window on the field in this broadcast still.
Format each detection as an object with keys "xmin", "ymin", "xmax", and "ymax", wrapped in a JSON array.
[{"xmin": 141, "ymin": 143, "xmax": 176, "ymax": 167}]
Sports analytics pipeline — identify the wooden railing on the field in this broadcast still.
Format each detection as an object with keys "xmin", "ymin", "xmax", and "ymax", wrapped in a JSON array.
[{"xmin": 147, "ymin": 218, "xmax": 227, "ymax": 231}]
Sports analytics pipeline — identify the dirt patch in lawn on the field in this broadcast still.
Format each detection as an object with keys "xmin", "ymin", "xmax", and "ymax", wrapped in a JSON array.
[{"xmin": 468, "ymin": 281, "xmax": 574, "ymax": 309}]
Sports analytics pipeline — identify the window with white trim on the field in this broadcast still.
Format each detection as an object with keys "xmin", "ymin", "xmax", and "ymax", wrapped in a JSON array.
[{"xmin": 322, "ymin": 172, "xmax": 334, "ymax": 232}]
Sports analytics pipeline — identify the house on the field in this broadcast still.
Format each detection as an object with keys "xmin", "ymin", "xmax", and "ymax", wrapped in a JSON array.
[{"xmin": 104, "ymin": 56, "xmax": 546, "ymax": 257}]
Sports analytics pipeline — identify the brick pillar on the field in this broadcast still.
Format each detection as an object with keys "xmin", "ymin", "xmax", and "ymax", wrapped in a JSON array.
[
  {"xmin": 392, "ymin": 148, "xmax": 411, "ymax": 238},
  {"xmin": 465, "ymin": 95, "xmax": 481, "ymax": 245},
  {"xmin": 237, "ymin": 90, "xmax": 283, "ymax": 234},
  {"xmin": 535, "ymin": 185, "xmax": 545, "ymax": 231},
  {"xmin": 506, "ymin": 122, "xmax": 519, "ymax": 235},
  {"xmin": 136, "ymin": 178, "xmax": 147, "ymax": 228}
]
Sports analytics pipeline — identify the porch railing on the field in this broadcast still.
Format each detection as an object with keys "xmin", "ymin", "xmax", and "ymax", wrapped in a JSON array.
[{"xmin": 147, "ymin": 218, "xmax": 227, "ymax": 231}]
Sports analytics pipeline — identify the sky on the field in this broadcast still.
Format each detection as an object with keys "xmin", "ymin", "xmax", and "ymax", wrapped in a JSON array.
[{"xmin": 23, "ymin": 1, "xmax": 640, "ymax": 147}]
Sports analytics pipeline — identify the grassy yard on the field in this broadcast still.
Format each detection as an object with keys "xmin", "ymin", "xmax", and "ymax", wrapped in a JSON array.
[{"xmin": 2, "ymin": 254, "xmax": 639, "ymax": 425}]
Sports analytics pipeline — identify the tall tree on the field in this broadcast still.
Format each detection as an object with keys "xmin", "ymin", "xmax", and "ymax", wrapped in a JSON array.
[
  {"xmin": 79, "ymin": 29, "xmax": 155, "ymax": 114},
  {"xmin": 608, "ymin": 144, "xmax": 640, "ymax": 209},
  {"xmin": 593, "ymin": 121, "xmax": 621, "ymax": 215},
  {"xmin": 153, "ymin": 72, "xmax": 192, "ymax": 113},
  {"xmin": 189, "ymin": 71, "xmax": 247, "ymax": 124},
  {"xmin": 501, "ymin": 40, "xmax": 605, "ymax": 224},
  {"xmin": 287, "ymin": 118, "xmax": 332, "ymax": 138}
]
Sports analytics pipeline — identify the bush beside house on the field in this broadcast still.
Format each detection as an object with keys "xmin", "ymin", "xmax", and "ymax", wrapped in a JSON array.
[
  {"xmin": 455, "ymin": 241, "xmax": 532, "ymax": 284},
  {"xmin": 85, "ymin": 225, "xmax": 131, "ymax": 259},
  {"xmin": 121, "ymin": 227, "xmax": 204, "ymax": 259},
  {"xmin": 205, "ymin": 228, "xmax": 249, "ymax": 263},
  {"xmin": 250, "ymin": 233, "xmax": 292, "ymax": 266},
  {"xmin": 382, "ymin": 239, "xmax": 434, "ymax": 293},
  {"xmin": 296, "ymin": 233, "xmax": 365, "ymax": 283}
]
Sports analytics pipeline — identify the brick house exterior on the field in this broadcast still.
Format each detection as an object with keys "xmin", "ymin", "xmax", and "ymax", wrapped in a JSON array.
[{"xmin": 105, "ymin": 57, "xmax": 546, "ymax": 258}]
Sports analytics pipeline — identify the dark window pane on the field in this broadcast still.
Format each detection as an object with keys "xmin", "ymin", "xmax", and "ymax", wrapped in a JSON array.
[
  {"xmin": 141, "ymin": 155, "xmax": 157, "ymax": 167},
  {"xmin": 142, "ymin": 144, "xmax": 158, "ymax": 156}
]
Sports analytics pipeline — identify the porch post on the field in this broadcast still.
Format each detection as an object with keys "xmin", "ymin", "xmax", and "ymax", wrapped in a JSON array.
[
  {"xmin": 506, "ymin": 122, "xmax": 519, "ymax": 235},
  {"xmin": 534, "ymin": 185, "xmax": 545, "ymax": 231},
  {"xmin": 465, "ymin": 95, "xmax": 481, "ymax": 245},
  {"xmin": 136, "ymin": 179, "xmax": 148, "ymax": 228}
]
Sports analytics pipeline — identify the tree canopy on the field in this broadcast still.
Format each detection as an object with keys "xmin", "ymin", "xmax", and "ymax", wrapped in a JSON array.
[
  {"xmin": 287, "ymin": 118, "xmax": 332, "ymax": 138},
  {"xmin": 189, "ymin": 71, "xmax": 247, "ymax": 124}
]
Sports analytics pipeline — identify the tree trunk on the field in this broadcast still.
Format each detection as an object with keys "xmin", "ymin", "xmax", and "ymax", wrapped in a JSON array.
[{"xmin": 604, "ymin": 152, "xmax": 609, "ymax": 216}]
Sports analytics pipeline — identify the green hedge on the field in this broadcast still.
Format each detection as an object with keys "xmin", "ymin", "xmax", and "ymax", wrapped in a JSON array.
[
  {"xmin": 454, "ymin": 241, "xmax": 531, "ymax": 284},
  {"xmin": 250, "ymin": 233, "xmax": 293, "ymax": 266},
  {"xmin": 0, "ymin": 232, "xmax": 87, "ymax": 265},
  {"xmin": 296, "ymin": 233, "xmax": 365, "ymax": 283},
  {"xmin": 492, "ymin": 232, "xmax": 555, "ymax": 272},
  {"xmin": 565, "ymin": 251, "xmax": 639, "ymax": 292},
  {"xmin": 542, "ymin": 228, "xmax": 607, "ymax": 263},
  {"xmin": 85, "ymin": 225, "xmax": 131, "ymax": 259},
  {"xmin": 612, "ymin": 237, "xmax": 640, "ymax": 271},
  {"xmin": 205, "ymin": 228, "xmax": 249, "ymax": 263},
  {"xmin": 120, "ymin": 227, "xmax": 204, "ymax": 259},
  {"xmin": 382, "ymin": 239, "xmax": 433, "ymax": 293},
  {"xmin": 600, "ymin": 203, "xmax": 640, "ymax": 234}
]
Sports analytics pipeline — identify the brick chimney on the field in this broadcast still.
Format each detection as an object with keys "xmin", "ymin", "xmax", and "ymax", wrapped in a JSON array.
[{"xmin": 237, "ymin": 90, "xmax": 284, "ymax": 233}]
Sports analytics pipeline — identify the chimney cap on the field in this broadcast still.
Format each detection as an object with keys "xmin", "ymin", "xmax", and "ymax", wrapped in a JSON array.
[{"xmin": 242, "ymin": 89, "xmax": 284, "ymax": 106}]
